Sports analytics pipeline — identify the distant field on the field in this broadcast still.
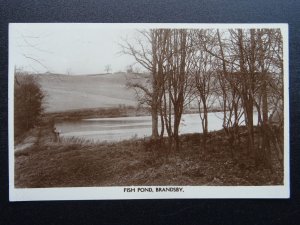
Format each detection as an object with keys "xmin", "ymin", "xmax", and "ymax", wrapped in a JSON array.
[{"xmin": 36, "ymin": 72, "xmax": 147, "ymax": 112}]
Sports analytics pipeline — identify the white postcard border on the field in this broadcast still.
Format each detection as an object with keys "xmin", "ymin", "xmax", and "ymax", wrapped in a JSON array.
[{"xmin": 9, "ymin": 23, "xmax": 290, "ymax": 201}]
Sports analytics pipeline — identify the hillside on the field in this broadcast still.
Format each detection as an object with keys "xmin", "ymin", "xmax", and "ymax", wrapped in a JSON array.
[{"xmin": 36, "ymin": 72, "xmax": 147, "ymax": 112}]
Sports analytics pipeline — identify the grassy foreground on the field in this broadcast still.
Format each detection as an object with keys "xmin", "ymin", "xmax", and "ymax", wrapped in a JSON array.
[{"xmin": 14, "ymin": 124, "xmax": 283, "ymax": 188}]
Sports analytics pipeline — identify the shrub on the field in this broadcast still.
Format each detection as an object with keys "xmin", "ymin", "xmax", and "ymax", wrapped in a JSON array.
[{"xmin": 14, "ymin": 71, "xmax": 45, "ymax": 137}]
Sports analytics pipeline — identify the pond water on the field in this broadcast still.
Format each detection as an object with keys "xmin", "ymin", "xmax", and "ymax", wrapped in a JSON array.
[{"xmin": 55, "ymin": 112, "xmax": 257, "ymax": 142}]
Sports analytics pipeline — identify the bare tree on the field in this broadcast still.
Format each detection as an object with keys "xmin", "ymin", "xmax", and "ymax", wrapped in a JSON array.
[
  {"xmin": 104, "ymin": 64, "xmax": 112, "ymax": 73},
  {"xmin": 217, "ymin": 29, "xmax": 283, "ymax": 167},
  {"xmin": 189, "ymin": 30, "xmax": 218, "ymax": 150},
  {"xmin": 126, "ymin": 65, "xmax": 134, "ymax": 74},
  {"xmin": 215, "ymin": 30, "xmax": 244, "ymax": 158},
  {"xmin": 121, "ymin": 29, "xmax": 171, "ymax": 140}
]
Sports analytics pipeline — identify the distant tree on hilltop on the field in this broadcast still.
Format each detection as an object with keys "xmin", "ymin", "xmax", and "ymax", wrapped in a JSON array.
[{"xmin": 104, "ymin": 64, "xmax": 112, "ymax": 73}]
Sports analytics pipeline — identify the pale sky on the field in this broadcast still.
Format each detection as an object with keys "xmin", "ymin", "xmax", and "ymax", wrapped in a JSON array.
[
  {"xmin": 10, "ymin": 23, "xmax": 287, "ymax": 75},
  {"xmin": 9, "ymin": 24, "xmax": 141, "ymax": 75}
]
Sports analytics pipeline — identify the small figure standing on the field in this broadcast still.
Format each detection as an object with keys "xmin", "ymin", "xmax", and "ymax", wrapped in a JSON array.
[{"xmin": 53, "ymin": 126, "xmax": 60, "ymax": 142}]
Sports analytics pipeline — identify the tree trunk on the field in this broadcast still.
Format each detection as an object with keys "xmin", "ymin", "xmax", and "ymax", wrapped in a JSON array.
[
  {"xmin": 151, "ymin": 104, "xmax": 159, "ymax": 139},
  {"xmin": 262, "ymin": 76, "xmax": 272, "ymax": 169}
]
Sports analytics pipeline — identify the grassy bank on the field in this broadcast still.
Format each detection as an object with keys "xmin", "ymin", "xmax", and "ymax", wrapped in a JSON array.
[{"xmin": 14, "ymin": 123, "xmax": 283, "ymax": 187}]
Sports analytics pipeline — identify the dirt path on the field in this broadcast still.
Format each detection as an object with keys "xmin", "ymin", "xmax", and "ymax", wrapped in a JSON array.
[{"xmin": 14, "ymin": 130, "xmax": 39, "ymax": 153}]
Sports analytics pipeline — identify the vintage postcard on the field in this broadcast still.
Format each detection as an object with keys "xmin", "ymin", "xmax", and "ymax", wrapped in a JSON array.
[{"xmin": 9, "ymin": 23, "xmax": 289, "ymax": 201}]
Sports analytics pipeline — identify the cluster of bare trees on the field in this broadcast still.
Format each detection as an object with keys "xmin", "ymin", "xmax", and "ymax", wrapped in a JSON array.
[{"xmin": 123, "ymin": 28, "xmax": 283, "ymax": 167}]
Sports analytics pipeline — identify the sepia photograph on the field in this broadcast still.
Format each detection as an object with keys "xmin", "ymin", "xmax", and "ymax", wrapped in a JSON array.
[{"xmin": 9, "ymin": 23, "xmax": 289, "ymax": 200}]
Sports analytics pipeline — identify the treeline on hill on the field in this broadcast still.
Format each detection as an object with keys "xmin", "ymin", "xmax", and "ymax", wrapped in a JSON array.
[
  {"xmin": 123, "ymin": 28, "xmax": 284, "ymax": 169},
  {"xmin": 46, "ymin": 105, "xmax": 149, "ymax": 122},
  {"xmin": 14, "ymin": 70, "xmax": 45, "ymax": 138}
]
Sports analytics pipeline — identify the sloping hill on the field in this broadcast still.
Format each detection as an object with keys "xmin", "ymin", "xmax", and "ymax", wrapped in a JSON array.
[{"xmin": 36, "ymin": 72, "xmax": 147, "ymax": 112}]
